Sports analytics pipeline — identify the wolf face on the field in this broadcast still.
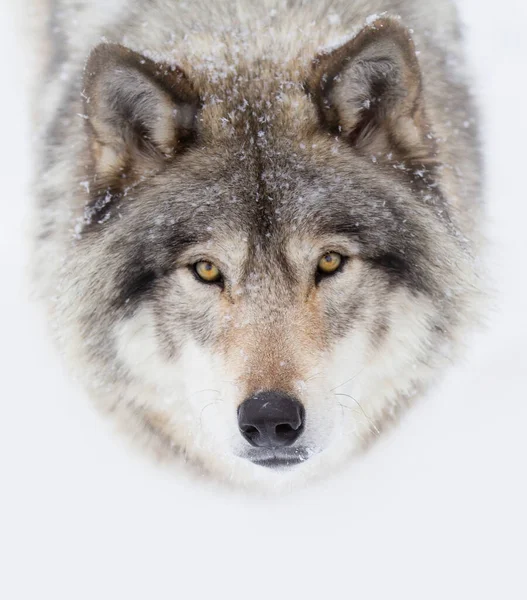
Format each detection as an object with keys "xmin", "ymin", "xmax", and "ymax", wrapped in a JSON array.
[{"xmin": 45, "ymin": 17, "xmax": 481, "ymax": 488}]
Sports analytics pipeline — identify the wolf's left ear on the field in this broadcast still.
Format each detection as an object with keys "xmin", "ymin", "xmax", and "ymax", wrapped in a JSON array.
[
  {"xmin": 83, "ymin": 44, "xmax": 199, "ymax": 188},
  {"xmin": 308, "ymin": 18, "xmax": 434, "ymax": 162}
]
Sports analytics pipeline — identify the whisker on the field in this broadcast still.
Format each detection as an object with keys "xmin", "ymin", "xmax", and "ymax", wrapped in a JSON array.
[
  {"xmin": 330, "ymin": 367, "xmax": 365, "ymax": 392},
  {"xmin": 199, "ymin": 399, "xmax": 222, "ymax": 430},
  {"xmin": 335, "ymin": 392, "xmax": 380, "ymax": 435},
  {"xmin": 303, "ymin": 371, "xmax": 323, "ymax": 383},
  {"xmin": 337, "ymin": 401, "xmax": 360, "ymax": 413}
]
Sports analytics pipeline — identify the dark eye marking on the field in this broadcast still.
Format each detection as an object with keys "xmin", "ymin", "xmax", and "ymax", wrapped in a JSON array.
[
  {"xmin": 370, "ymin": 252, "xmax": 407, "ymax": 275},
  {"xmin": 368, "ymin": 251, "xmax": 435, "ymax": 295},
  {"xmin": 111, "ymin": 233, "xmax": 199, "ymax": 308},
  {"xmin": 117, "ymin": 267, "xmax": 160, "ymax": 307},
  {"xmin": 367, "ymin": 251, "xmax": 416, "ymax": 289}
]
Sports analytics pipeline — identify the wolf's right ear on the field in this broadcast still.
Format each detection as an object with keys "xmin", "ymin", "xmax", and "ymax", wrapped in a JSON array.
[{"xmin": 83, "ymin": 44, "xmax": 199, "ymax": 190}]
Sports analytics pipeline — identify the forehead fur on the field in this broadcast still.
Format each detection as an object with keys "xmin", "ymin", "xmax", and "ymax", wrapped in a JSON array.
[{"xmin": 79, "ymin": 105, "xmax": 451, "ymax": 316}]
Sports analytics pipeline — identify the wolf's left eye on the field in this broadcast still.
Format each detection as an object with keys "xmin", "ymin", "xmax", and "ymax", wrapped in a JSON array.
[
  {"xmin": 194, "ymin": 261, "xmax": 222, "ymax": 284},
  {"xmin": 317, "ymin": 252, "xmax": 343, "ymax": 277}
]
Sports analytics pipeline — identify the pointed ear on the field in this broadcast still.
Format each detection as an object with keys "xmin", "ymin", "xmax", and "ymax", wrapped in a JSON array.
[
  {"xmin": 308, "ymin": 18, "xmax": 435, "ymax": 163},
  {"xmin": 83, "ymin": 44, "xmax": 199, "ymax": 190}
]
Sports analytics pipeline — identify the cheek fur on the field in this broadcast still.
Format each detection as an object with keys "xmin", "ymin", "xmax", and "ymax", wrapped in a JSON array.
[
  {"xmin": 327, "ymin": 289, "xmax": 439, "ymax": 417},
  {"xmin": 115, "ymin": 305, "xmax": 241, "ymax": 446}
]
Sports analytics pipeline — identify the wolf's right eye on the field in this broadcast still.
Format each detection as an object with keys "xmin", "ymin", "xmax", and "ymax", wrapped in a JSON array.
[{"xmin": 193, "ymin": 261, "xmax": 223, "ymax": 284}]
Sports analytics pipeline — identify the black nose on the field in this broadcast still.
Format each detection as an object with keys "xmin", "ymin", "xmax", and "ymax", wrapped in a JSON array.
[{"xmin": 238, "ymin": 391, "xmax": 305, "ymax": 448}]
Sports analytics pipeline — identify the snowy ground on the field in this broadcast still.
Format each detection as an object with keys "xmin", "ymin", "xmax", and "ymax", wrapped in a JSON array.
[{"xmin": 1, "ymin": 1, "xmax": 526, "ymax": 598}]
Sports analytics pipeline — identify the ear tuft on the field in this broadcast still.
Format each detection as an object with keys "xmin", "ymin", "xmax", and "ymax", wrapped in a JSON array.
[
  {"xmin": 83, "ymin": 44, "xmax": 199, "ymax": 191},
  {"xmin": 308, "ymin": 18, "xmax": 435, "ymax": 162}
]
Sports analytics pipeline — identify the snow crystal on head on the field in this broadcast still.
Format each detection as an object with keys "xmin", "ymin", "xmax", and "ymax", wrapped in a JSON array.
[
  {"xmin": 365, "ymin": 12, "xmax": 389, "ymax": 26},
  {"xmin": 327, "ymin": 13, "xmax": 341, "ymax": 26}
]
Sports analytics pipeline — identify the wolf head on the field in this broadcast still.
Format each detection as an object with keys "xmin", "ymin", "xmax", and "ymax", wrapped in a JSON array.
[{"xmin": 58, "ymin": 19, "xmax": 478, "ymax": 488}]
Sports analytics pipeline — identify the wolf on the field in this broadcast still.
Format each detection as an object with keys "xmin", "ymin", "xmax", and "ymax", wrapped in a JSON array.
[{"xmin": 32, "ymin": 0, "xmax": 483, "ymax": 489}]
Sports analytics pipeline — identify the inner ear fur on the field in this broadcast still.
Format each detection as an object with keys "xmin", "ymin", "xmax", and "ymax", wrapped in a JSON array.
[
  {"xmin": 83, "ymin": 44, "xmax": 199, "ymax": 193},
  {"xmin": 308, "ymin": 18, "xmax": 436, "ymax": 163}
]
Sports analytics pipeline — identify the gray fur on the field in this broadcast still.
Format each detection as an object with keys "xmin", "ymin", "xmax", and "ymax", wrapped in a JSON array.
[{"xmin": 32, "ymin": 0, "xmax": 484, "ymax": 489}]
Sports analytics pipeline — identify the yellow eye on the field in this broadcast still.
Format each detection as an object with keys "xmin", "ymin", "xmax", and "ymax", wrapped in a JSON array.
[
  {"xmin": 317, "ymin": 252, "xmax": 342, "ymax": 275},
  {"xmin": 194, "ymin": 261, "xmax": 222, "ymax": 283}
]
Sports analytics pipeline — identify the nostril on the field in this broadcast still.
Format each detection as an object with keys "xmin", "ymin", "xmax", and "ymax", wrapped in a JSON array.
[
  {"xmin": 240, "ymin": 425, "xmax": 258, "ymax": 434},
  {"xmin": 240, "ymin": 424, "xmax": 260, "ymax": 444},
  {"xmin": 274, "ymin": 421, "xmax": 302, "ymax": 445},
  {"xmin": 275, "ymin": 423, "xmax": 295, "ymax": 435}
]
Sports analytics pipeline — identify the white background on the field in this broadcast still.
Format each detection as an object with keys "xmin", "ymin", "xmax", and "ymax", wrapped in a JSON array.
[{"xmin": 1, "ymin": 1, "xmax": 526, "ymax": 598}]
